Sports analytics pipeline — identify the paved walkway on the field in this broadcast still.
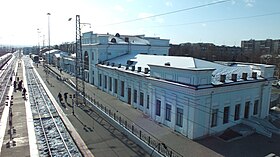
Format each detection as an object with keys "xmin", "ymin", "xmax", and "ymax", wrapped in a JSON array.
[
  {"xmin": 0, "ymin": 60, "xmax": 30, "ymax": 157},
  {"xmin": 37, "ymin": 64, "xmax": 222, "ymax": 157}
]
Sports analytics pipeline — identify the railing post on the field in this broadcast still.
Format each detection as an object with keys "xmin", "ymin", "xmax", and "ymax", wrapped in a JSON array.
[{"xmin": 132, "ymin": 125, "xmax": 134, "ymax": 134}]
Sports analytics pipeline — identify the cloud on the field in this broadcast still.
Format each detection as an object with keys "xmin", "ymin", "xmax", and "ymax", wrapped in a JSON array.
[
  {"xmin": 138, "ymin": 12, "xmax": 164, "ymax": 24},
  {"xmin": 244, "ymin": 0, "xmax": 255, "ymax": 7},
  {"xmin": 138, "ymin": 12, "xmax": 154, "ymax": 19},
  {"xmin": 114, "ymin": 5, "xmax": 125, "ymax": 12},
  {"xmin": 165, "ymin": 1, "xmax": 173, "ymax": 7}
]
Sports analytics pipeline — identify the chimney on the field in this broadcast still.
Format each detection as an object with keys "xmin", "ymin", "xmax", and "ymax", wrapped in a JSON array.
[
  {"xmin": 220, "ymin": 75, "xmax": 226, "ymax": 82},
  {"xmin": 242, "ymin": 73, "xmax": 248, "ymax": 80},
  {"xmin": 144, "ymin": 68, "xmax": 149, "ymax": 74},
  {"xmin": 125, "ymin": 37, "xmax": 129, "ymax": 42},
  {"xmin": 131, "ymin": 66, "xmax": 135, "ymax": 71},
  {"xmin": 231, "ymin": 74, "xmax": 237, "ymax": 82},
  {"xmin": 106, "ymin": 62, "xmax": 110, "ymax": 66},
  {"xmin": 118, "ymin": 64, "xmax": 121, "ymax": 68},
  {"xmin": 137, "ymin": 67, "xmax": 141, "ymax": 72},
  {"xmin": 164, "ymin": 62, "xmax": 170, "ymax": 66},
  {"xmin": 111, "ymin": 63, "xmax": 115, "ymax": 67},
  {"xmin": 125, "ymin": 65, "xmax": 129, "ymax": 70},
  {"xmin": 252, "ymin": 72, "xmax": 257, "ymax": 79}
]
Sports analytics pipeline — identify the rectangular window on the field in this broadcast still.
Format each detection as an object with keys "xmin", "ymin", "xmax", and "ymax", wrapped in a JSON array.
[
  {"xmin": 234, "ymin": 104, "xmax": 240, "ymax": 121},
  {"xmin": 114, "ymin": 79, "xmax": 118, "ymax": 94},
  {"xmin": 176, "ymin": 108, "xmax": 183, "ymax": 127},
  {"xmin": 244, "ymin": 101, "xmax": 250, "ymax": 119},
  {"xmin": 211, "ymin": 109, "xmax": 218, "ymax": 127},
  {"xmin": 223, "ymin": 106, "xmax": 230, "ymax": 124},
  {"xmin": 253, "ymin": 100, "xmax": 259, "ymax": 115},
  {"xmin": 99, "ymin": 74, "xmax": 102, "ymax": 86},
  {"xmin": 147, "ymin": 95, "xmax": 150, "ymax": 109},
  {"xmin": 121, "ymin": 81, "xmax": 124, "ymax": 97},
  {"xmin": 165, "ymin": 104, "xmax": 171, "ymax": 121},
  {"xmin": 156, "ymin": 100, "xmax": 161, "ymax": 116},
  {"xmin": 109, "ymin": 77, "xmax": 112, "ymax": 91},
  {"xmin": 140, "ymin": 92, "xmax": 144, "ymax": 106},
  {"xmin": 133, "ymin": 90, "xmax": 137, "ymax": 103},
  {"xmin": 104, "ymin": 75, "xmax": 107, "ymax": 89}
]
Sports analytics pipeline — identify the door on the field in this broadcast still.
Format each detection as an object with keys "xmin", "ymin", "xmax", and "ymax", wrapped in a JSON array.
[
  {"xmin": 127, "ymin": 88, "xmax": 131, "ymax": 105},
  {"xmin": 244, "ymin": 102, "xmax": 250, "ymax": 119}
]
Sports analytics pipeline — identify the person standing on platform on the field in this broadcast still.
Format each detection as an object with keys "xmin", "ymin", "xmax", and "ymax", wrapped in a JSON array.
[
  {"xmin": 22, "ymin": 88, "xmax": 27, "ymax": 100},
  {"xmin": 64, "ymin": 93, "xmax": 68, "ymax": 104},
  {"xmin": 58, "ymin": 92, "xmax": 63, "ymax": 102}
]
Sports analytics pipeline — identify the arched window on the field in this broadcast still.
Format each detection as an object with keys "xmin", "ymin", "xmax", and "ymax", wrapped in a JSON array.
[
  {"xmin": 115, "ymin": 33, "xmax": 120, "ymax": 37},
  {"xmin": 84, "ymin": 51, "xmax": 89, "ymax": 70},
  {"xmin": 111, "ymin": 38, "xmax": 116, "ymax": 43}
]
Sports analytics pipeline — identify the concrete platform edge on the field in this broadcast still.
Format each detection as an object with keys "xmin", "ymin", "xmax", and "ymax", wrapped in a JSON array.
[{"xmin": 33, "ymin": 66, "xmax": 94, "ymax": 157}]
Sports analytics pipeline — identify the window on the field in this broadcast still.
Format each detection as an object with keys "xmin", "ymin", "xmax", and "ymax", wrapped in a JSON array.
[
  {"xmin": 114, "ymin": 79, "xmax": 118, "ymax": 94},
  {"xmin": 176, "ymin": 108, "xmax": 183, "ymax": 127},
  {"xmin": 253, "ymin": 100, "xmax": 259, "ymax": 115},
  {"xmin": 234, "ymin": 104, "xmax": 240, "ymax": 121},
  {"xmin": 156, "ymin": 100, "xmax": 161, "ymax": 116},
  {"xmin": 99, "ymin": 74, "xmax": 102, "ymax": 86},
  {"xmin": 121, "ymin": 81, "xmax": 125, "ymax": 97},
  {"xmin": 140, "ymin": 92, "xmax": 144, "ymax": 106},
  {"xmin": 223, "ymin": 106, "xmax": 230, "ymax": 124},
  {"xmin": 104, "ymin": 75, "xmax": 107, "ymax": 89},
  {"xmin": 133, "ymin": 90, "xmax": 137, "ymax": 103},
  {"xmin": 147, "ymin": 95, "xmax": 150, "ymax": 109},
  {"xmin": 244, "ymin": 101, "xmax": 250, "ymax": 119},
  {"xmin": 109, "ymin": 77, "xmax": 112, "ymax": 91},
  {"xmin": 165, "ymin": 104, "xmax": 171, "ymax": 121},
  {"xmin": 211, "ymin": 109, "xmax": 218, "ymax": 127}
]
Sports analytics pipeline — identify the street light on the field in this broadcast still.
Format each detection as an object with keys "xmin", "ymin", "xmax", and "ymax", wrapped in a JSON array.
[
  {"xmin": 46, "ymin": 12, "xmax": 51, "ymax": 82},
  {"xmin": 47, "ymin": 13, "xmax": 51, "ymax": 64},
  {"xmin": 37, "ymin": 28, "xmax": 41, "ymax": 55}
]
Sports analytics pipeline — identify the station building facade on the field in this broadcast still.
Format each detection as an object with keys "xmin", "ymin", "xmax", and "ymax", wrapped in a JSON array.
[{"xmin": 60, "ymin": 32, "xmax": 275, "ymax": 139}]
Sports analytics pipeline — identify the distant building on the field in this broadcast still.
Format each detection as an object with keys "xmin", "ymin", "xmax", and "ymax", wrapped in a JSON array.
[
  {"xmin": 59, "ymin": 32, "xmax": 276, "ymax": 139},
  {"xmin": 241, "ymin": 39, "xmax": 280, "ymax": 54},
  {"xmin": 169, "ymin": 42, "xmax": 241, "ymax": 61},
  {"xmin": 23, "ymin": 47, "xmax": 37, "ymax": 55}
]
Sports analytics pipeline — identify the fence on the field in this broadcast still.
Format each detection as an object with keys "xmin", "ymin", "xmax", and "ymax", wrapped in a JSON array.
[{"xmin": 83, "ymin": 92, "xmax": 183, "ymax": 157}]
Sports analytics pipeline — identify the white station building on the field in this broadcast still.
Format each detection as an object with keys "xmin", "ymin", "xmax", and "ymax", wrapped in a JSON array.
[{"xmin": 57, "ymin": 32, "xmax": 275, "ymax": 139}]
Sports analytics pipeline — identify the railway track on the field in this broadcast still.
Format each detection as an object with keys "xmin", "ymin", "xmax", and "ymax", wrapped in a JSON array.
[
  {"xmin": 0, "ymin": 56, "xmax": 15, "ymax": 113},
  {"xmin": 24, "ymin": 57, "xmax": 82, "ymax": 157}
]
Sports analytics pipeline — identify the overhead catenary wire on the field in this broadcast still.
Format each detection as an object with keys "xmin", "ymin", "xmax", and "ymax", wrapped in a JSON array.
[
  {"xmin": 100, "ymin": 0, "xmax": 231, "ymax": 27},
  {"xmin": 146, "ymin": 11, "xmax": 280, "ymax": 28}
]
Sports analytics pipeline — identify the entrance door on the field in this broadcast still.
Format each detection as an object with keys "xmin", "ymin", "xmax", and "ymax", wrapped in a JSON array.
[
  {"xmin": 244, "ymin": 102, "xmax": 250, "ymax": 119},
  {"xmin": 127, "ymin": 88, "xmax": 131, "ymax": 105}
]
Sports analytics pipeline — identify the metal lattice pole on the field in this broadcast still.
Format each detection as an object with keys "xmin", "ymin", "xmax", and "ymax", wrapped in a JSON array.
[{"xmin": 75, "ymin": 15, "xmax": 86, "ymax": 110}]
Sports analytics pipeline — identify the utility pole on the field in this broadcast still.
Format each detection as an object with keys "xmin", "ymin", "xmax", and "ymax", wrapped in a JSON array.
[
  {"xmin": 75, "ymin": 15, "xmax": 86, "ymax": 108},
  {"xmin": 46, "ymin": 12, "xmax": 51, "ymax": 83}
]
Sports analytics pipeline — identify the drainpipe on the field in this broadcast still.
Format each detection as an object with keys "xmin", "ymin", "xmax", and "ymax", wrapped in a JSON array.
[{"xmin": 208, "ymin": 91, "xmax": 214, "ymax": 135}]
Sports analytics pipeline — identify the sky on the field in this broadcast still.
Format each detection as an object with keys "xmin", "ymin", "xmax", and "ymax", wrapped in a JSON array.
[{"xmin": 0, "ymin": 0, "xmax": 280, "ymax": 47}]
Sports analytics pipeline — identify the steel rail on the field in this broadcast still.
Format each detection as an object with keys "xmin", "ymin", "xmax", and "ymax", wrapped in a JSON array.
[
  {"xmin": 26, "ymin": 62, "xmax": 72, "ymax": 157},
  {"xmin": 0, "ymin": 59, "xmax": 14, "ymax": 105},
  {"xmin": 27, "ymin": 66, "xmax": 53, "ymax": 156}
]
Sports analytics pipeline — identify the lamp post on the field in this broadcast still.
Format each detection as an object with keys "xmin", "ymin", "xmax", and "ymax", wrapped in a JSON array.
[
  {"xmin": 46, "ymin": 12, "xmax": 51, "ymax": 82},
  {"xmin": 37, "ymin": 28, "xmax": 41, "ymax": 55},
  {"xmin": 47, "ymin": 13, "xmax": 51, "ymax": 64}
]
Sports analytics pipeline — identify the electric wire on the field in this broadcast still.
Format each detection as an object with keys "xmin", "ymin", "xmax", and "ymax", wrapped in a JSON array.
[
  {"xmin": 101, "ymin": 0, "xmax": 231, "ymax": 26},
  {"xmin": 147, "ymin": 11, "xmax": 280, "ymax": 28}
]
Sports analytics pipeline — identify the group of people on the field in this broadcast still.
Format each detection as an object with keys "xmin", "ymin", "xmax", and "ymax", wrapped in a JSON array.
[
  {"xmin": 58, "ymin": 92, "xmax": 69, "ymax": 104},
  {"xmin": 13, "ymin": 79, "xmax": 26, "ymax": 99}
]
